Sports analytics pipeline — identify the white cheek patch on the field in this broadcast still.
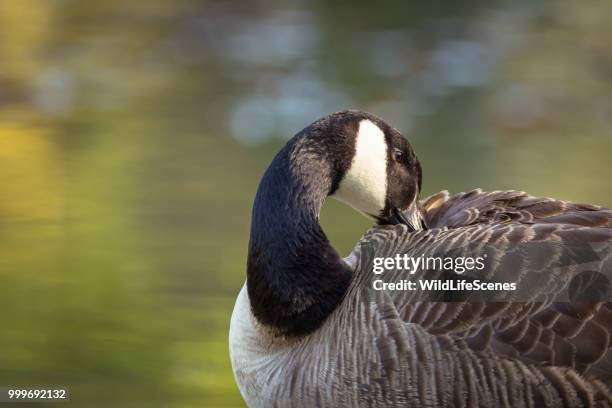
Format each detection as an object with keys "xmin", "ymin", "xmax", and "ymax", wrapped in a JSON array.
[{"xmin": 333, "ymin": 120, "xmax": 388, "ymax": 217}]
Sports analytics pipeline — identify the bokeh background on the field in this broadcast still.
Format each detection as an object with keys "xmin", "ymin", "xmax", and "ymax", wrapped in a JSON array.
[{"xmin": 1, "ymin": 0, "xmax": 611, "ymax": 406}]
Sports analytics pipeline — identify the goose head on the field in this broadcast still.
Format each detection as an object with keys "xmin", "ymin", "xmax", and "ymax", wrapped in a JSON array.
[
  {"xmin": 328, "ymin": 112, "xmax": 425, "ymax": 230},
  {"xmin": 246, "ymin": 110, "xmax": 424, "ymax": 336}
]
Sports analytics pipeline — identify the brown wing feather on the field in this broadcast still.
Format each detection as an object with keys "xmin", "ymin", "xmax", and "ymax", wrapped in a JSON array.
[
  {"xmin": 420, "ymin": 190, "xmax": 612, "ymax": 378},
  {"xmin": 353, "ymin": 189, "xmax": 612, "ymax": 404},
  {"xmin": 422, "ymin": 189, "xmax": 611, "ymax": 229}
]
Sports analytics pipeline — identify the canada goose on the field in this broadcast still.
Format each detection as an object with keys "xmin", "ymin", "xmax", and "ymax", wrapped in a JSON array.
[{"xmin": 229, "ymin": 110, "xmax": 612, "ymax": 407}]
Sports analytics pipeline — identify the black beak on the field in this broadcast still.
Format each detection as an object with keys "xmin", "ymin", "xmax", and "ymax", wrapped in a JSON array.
[
  {"xmin": 379, "ymin": 204, "xmax": 427, "ymax": 232},
  {"xmin": 388, "ymin": 207, "xmax": 412, "ymax": 227}
]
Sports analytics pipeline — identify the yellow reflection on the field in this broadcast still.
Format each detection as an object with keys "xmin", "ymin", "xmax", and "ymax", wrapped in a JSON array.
[
  {"xmin": 0, "ymin": 0, "xmax": 50, "ymax": 83},
  {"xmin": 0, "ymin": 125, "xmax": 64, "ymax": 221}
]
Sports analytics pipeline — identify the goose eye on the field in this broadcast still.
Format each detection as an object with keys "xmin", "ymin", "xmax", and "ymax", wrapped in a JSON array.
[{"xmin": 393, "ymin": 148, "xmax": 404, "ymax": 162}]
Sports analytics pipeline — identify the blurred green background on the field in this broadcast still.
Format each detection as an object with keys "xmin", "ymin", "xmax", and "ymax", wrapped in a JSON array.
[{"xmin": 0, "ymin": 0, "xmax": 611, "ymax": 406}]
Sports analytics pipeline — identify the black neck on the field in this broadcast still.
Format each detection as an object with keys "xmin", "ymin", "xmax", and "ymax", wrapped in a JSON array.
[{"xmin": 246, "ymin": 139, "xmax": 352, "ymax": 337}]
